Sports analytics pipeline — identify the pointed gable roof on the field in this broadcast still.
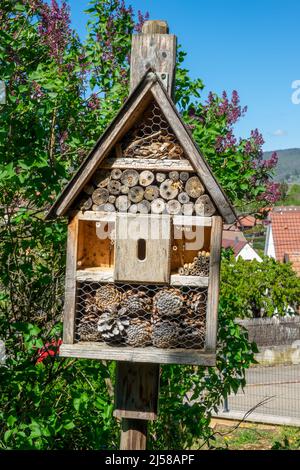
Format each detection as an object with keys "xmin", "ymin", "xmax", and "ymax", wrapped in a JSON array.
[{"xmin": 46, "ymin": 70, "xmax": 236, "ymax": 223}]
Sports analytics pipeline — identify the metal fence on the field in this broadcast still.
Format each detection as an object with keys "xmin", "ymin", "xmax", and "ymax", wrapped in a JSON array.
[{"xmin": 216, "ymin": 318, "xmax": 300, "ymax": 426}]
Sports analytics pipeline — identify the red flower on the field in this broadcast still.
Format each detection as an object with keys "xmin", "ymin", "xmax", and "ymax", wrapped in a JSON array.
[{"xmin": 36, "ymin": 338, "xmax": 62, "ymax": 364}]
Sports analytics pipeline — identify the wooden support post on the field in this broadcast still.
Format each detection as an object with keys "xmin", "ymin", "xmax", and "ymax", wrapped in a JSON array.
[
  {"xmin": 115, "ymin": 362, "xmax": 160, "ymax": 450},
  {"xmin": 114, "ymin": 20, "xmax": 176, "ymax": 451},
  {"xmin": 120, "ymin": 419, "xmax": 148, "ymax": 451}
]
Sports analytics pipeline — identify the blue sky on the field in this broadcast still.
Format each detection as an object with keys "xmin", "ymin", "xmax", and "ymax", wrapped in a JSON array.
[{"xmin": 68, "ymin": 0, "xmax": 300, "ymax": 151}]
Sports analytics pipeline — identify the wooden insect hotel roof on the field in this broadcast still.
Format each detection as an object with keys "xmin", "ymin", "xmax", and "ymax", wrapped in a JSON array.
[{"xmin": 46, "ymin": 69, "xmax": 236, "ymax": 223}]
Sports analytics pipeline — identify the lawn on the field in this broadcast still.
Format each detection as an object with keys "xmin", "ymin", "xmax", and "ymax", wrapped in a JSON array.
[{"xmin": 202, "ymin": 420, "xmax": 300, "ymax": 450}]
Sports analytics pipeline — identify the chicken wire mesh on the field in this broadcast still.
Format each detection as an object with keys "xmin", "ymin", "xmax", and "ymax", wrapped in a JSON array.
[
  {"xmin": 75, "ymin": 282, "xmax": 207, "ymax": 350},
  {"xmin": 120, "ymin": 101, "xmax": 184, "ymax": 159}
]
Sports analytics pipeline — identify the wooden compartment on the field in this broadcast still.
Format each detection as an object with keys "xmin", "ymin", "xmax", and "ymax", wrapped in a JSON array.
[
  {"xmin": 170, "ymin": 217, "xmax": 211, "ymax": 286},
  {"xmin": 77, "ymin": 218, "xmax": 115, "ymax": 271}
]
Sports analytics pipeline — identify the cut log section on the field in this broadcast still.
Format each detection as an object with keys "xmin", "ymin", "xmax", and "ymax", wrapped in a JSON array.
[
  {"xmin": 159, "ymin": 179, "xmax": 179, "ymax": 200},
  {"xmin": 156, "ymin": 172, "xmax": 166, "ymax": 183},
  {"xmin": 129, "ymin": 204, "xmax": 138, "ymax": 214},
  {"xmin": 120, "ymin": 185, "xmax": 129, "ymax": 194},
  {"xmin": 166, "ymin": 200, "xmax": 181, "ymax": 215},
  {"xmin": 182, "ymin": 202, "xmax": 194, "ymax": 215},
  {"xmin": 108, "ymin": 195, "xmax": 116, "ymax": 204},
  {"xmin": 128, "ymin": 186, "xmax": 144, "ymax": 203},
  {"xmin": 137, "ymin": 200, "xmax": 150, "ymax": 214},
  {"xmin": 97, "ymin": 177, "xmax": 110, "ymax": 189},
  {"xmin": 115, "ymin": 195, "xmax": 130, "ymax": 212},
  {"xmin": 139, "ymin": 170, "xmax": 155, "ymax": 187},
  {"xmin": 92, "ymin": 203, "xmax": 115, "ymax": 212},
  {"xmin": 78, "ymin": 197, "xmax": 92, "ymax": 211},
  {"xmin": 179, "ymin": 171, "xmax": 190, "ymax": 182},
  {"xmin": 108, "ymin": 180, "xmax": 121, "ymax": 195},
  {"xmin": 92, "ymin": 188, "xmax": 109, "ymax": 205},
  {"xmin": 111, "ymin": 168, "xmax": 122, "ymax": 180},
  {"xmin": 195, "ymin": 194, "xmax": 216, "ymax": 216},
  {"xmin": 185, "ymin": 176, "xmax": 205, "ymax": 199},
  {"xmin": 144, "ymin": 185, "xmax": 159, "ymax": 201},
  {"xmin": 169, "ymin": 171, "xmax": 179, "ymax": 181},
  {"xmin": 178, "ymin": 192, "xmax": 190, "ymax": 204},
  {"xmin": 121, "ymin": 169, "xmax": 139, "ymax": 187},
  {"xmin": 151, "ymin": 198, "xmax": 166, "ymax": 214}
]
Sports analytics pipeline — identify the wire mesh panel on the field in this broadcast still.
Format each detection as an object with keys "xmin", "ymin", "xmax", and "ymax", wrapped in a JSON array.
[
  {"xmin": 120, "ymin": 102, "xmax": 184, "ymax": 159},
  {"xmin": 75, "ymin": 282, "xmax": 207, "ymax": 350}
]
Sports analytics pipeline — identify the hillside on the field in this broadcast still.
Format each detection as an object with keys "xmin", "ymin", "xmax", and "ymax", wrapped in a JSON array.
[{"xmin": 264, "ymin": 148, "xmax": 300, "ymax": 183}]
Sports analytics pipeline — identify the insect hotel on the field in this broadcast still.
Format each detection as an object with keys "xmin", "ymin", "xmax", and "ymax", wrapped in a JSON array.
[{"xmin": 46, "ymin": 20, "xmax": 236, "ymax": 447}]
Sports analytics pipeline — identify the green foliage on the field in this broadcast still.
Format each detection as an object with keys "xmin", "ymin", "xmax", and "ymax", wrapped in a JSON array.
[
  {"xmin": 0, "ymin": 322, "xmax": 118, "ymax": 450},
  {"xmin": 221, "ymin": 256, "xmax": 300, "ymax": 318}
]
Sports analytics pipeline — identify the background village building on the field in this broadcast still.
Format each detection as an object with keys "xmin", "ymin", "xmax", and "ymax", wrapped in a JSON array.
[
  {"xmin": 222, "ymin": 230, "xmax": 262, "ymax": 262},
  {"xmin": 265, "ymin": 206, "xmax": 300, "ymax": 275}
]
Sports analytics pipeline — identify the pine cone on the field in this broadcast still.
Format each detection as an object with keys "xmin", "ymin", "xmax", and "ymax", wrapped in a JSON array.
[
  {"xmin": 94, "ymin": 285, "xmax": 121, "ymax": 311},
  {"xmin": 97, "ymin": 305, "xmax": 129, "ymax": 344},
  {"xmin": 152, "ymin": 320, "xmax": 179, "ymax": 348},
  {"xmin": 126, "ymin": 319, "xmax": 152, "ymax": 347},
  {"xmin": 77, "ymin": 311, "xmax": 102, "ymax": 342},
  {"xmin": 153, "ymin": 288, "xmax": 183, "ymax": 318},
  {"xmin": 184, "ymin": 292, "xmax": 207, "ymax": 320},
  {"xmin": 122, "ymin": 290, "xmax": 151, "ymax": 318}
]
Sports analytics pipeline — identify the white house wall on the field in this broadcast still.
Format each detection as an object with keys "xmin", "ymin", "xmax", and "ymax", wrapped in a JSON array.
[
  {"xmin": 264, "ymin": 225, "xmax": 276, "ymax": 258},
  {"xmin": 237, "ymin": 243, "xmax": 262, "ymax": 262}
]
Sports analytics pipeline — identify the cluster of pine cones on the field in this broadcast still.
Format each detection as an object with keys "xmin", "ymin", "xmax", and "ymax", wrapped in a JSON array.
[{"xmin": 77, "ymin": 285, "xmax": 206, "ymax": 349}]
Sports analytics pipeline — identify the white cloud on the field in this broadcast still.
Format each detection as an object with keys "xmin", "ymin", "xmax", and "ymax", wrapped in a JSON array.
[{"xmin": 272, "ymin": 129, "xmax": 287, "ymax": 137}]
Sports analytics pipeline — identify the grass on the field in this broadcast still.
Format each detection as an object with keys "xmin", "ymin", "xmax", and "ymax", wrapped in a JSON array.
[{"xmin": 203, "ymin": 421, "xmax": 300, "ymax": 450}]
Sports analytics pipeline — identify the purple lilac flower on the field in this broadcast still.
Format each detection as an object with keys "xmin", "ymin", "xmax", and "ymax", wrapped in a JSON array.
[{"xmin": 38, "ymin": 0, "xmax": 71, "ymax": 64}]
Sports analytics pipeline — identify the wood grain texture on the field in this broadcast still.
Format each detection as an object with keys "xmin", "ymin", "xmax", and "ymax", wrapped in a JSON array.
[
  {"xmin": 170, "ymin": 274, "xmax": 209, "ymax": 287},
  {"xmin": 63, "ymin": 216, "xmax": 79, "ymax": 344},
  {"xmin": 142, "ymin": 20, "xmax": 168, "ymax": 34},
  {"xmin": 102, "ymin": 158, "xmax": 194, "ymax": 171},
  {"xmin": 77, "ymin": 220, "xmax": 115, "ymax": 270},
  {"xmin": 59, "ymin": 343, "xmax": 216, "ymax": 366},
  {"xmin": 206, "ymin": 215, "xmax": 223, "ymax": 351},
  {"xmin": 120, "ymin": 419, "xmax": 147, "ymax": 450},
  {"xmin": 114, "ymin": 362, "xmax": 159, "ymax": 421},
  {"xmin": 77, "ymin": 211, "xmax": 116, "ymax": 222},
  {"xmin": 115, "ymin": 213, "xmax": 171, "ymax": 284},
  {"xmin": 130, "ymin": 34, "xmax": 176, "ymax": 95},
  {"xmin": 76, "ymin": 268, "xmax": 114, "ymax": 282},
  {"xmin": 172, "ymin": 215, "xmax": 212, "ymax": 227}
]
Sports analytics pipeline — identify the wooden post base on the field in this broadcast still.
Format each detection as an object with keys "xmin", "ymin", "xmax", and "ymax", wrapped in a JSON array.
[
  {"xmin": 120, "ymin": 418, "xmax": 148, "ymax": 450},
  {"xmin": 114, "ymin": 362, "xmax": 160, "ymax": 450}
]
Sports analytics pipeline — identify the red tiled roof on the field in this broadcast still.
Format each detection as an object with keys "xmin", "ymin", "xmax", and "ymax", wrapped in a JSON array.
[
  {"xmin": 222, "ymin": 230, "xmax": 248, "ymax": 256},
  {"xmin": 222, "ymin": 238, "xmax": 247, "ymax": 257},
  {"xmin": 270, "ymin": 208, "xmax": 300, "ymax": 262}
]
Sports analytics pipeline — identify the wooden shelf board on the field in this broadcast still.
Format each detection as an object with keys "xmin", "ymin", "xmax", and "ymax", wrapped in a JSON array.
[
  {"xmin": 76, "ymin": 268, "xmax": 114, "ymax": 282},
  {"xmin": 170, "ymin": 274, "xmax": 209, "ymax": 287},
  {"xmin": 173, "ymin": 215, "xmax": 212, "ymax": 227},
  {"xmin": 102, "ymin": 157, "xmax": 194, "ymax": 172},
  {"xmin": 60, "ymin": 342, "xmax": 216, "ymax": 366}
]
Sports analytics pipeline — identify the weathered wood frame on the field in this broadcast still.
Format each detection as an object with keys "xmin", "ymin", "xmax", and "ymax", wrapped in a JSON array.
[{"xmin": 59, "ymin": 212, "xmax": 223, "ymax": 365}]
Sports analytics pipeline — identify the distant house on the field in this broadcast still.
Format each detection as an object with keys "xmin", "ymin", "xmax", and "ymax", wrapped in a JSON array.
[
  {"xmin": 224, "ymin": 214, "xmax": 262, "ymax": 232},
  {"xmin": 265, "ymin": 206, "xmax": 300, "ymax": 275},
  {"xmin": 222, "ymin": 230, "xmax": 262, "ymax": 262}
]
